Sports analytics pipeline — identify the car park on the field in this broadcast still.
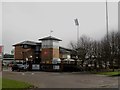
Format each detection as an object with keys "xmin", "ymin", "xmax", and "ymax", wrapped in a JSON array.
[{"xmin": 12, "ymin": 62, "xmax": 29, "ymax": 72}]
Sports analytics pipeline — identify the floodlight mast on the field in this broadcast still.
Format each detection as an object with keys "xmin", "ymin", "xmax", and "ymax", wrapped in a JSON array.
[
  {"xmin": 74, "ymin": 18, "xmax": 80, "ymax": 61},
  {"xmin": 106, "ymin": 0, "xmax": 109, "ymax": 42},
  {"xmin": 105, "ymin": 0, "xmax": 110, "ymax": 69},
  {"xmin": 74, "ymin": 18, "xmax": 79, "ymax": 49}
]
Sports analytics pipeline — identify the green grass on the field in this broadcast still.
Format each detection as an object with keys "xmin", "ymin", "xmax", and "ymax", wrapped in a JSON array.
[
  {"xmin": 96, "ymin": 71, "xmax": 120, "ymax": 76},
  {"xmin": 1, "ymin": 78, "xmax": 33, "ymax": 89},
  {"xmin": 0, "ymin": 77, "xmax": 2, "ymax": 90}
]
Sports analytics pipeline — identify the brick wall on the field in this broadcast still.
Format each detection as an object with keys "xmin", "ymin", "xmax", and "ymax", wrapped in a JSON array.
[
  {"xmin": 53, "ymin": 48, "xmax": 59, "ymax": 58},
  {"xmin": 14, "ymin": 46, "xmax": 35, "ymax": 61},
  {"xmin": 41, "ymin": 48, "xmax": 59, "ymax": 63},
  {"xmin": 14, "ymin": 46, "xmax": 24, "ymax": 60},
  {"xmin": 41, "ymin": 48, "xmax": 53, "ymax": 63}
]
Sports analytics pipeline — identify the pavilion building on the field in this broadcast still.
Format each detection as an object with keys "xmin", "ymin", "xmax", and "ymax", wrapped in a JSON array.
[{"xmin": 13, "ymin": 36, "xmax": 77, "ymax": 70}]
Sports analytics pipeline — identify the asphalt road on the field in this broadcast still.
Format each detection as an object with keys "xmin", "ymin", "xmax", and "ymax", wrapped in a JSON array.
[{"xmin": 2, "ymin": 71, "xmax": 119, "ymax": 88}]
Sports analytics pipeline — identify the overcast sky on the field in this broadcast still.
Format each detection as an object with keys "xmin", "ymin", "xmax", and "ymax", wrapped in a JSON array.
[{"xmin": 2, "ymin": 2, "xmax": 118, "ymax": 54}]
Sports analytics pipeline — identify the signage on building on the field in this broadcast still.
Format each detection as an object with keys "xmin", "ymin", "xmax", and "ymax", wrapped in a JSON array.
[
  {"xmin": 53, "ymin": 65, "xmax": 60, "ymax": 70},
  {"xmin": 32, "ymin": 64, "xmax": 40, "ymax": 70}
]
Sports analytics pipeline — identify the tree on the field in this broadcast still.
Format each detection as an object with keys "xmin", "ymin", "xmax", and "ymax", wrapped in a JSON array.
[
  {"xmin": 69, "ymin": 31, "xmax": 119, "ymax": 71},
  {"xmin": 69, "ymin": 35, "xmax": 92, "ymax": 69}
]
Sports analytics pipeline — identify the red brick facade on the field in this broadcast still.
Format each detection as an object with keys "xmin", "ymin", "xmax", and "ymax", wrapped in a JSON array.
[
  {"xmin": 41, "ymin": 48, "xmax": 59, "ymax": 63},
  {"xmin": 14, "ymin": 45, "xmax": 35, "ymax": 61},
  {"xmin": 14, "ymin": 46, "xmax": 24, "ymax": 60}
]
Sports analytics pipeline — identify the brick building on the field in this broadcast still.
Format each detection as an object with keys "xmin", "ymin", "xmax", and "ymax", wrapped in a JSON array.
[
  {"xmin": 13, "ymin": 41, "xmax": 41, "ymax": 64},
  {"xmin": 13, "ymin": 36, "xmax": 76, "ymax": 65},
  {"xmin": 39, "ymin": 36, "xmax": 62, "ymax": 64}
]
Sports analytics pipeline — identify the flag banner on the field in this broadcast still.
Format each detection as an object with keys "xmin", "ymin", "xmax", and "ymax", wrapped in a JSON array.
[
  {"xmin": 74, "ymin": 18, "xmax": 79, "ymax": 26},
  {"xmin": 0, "ymin": 46, "xmax": 2, "ymax": 54},
  {"xmin": 0, "ymin": 46, "xmax": 3, "ymax": 59}
]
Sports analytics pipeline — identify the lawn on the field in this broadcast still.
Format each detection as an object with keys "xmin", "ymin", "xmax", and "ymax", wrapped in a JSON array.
[
  {"xmin": 0, "ymin": 77, "xmax": 1, "ymax": 90},
  {"xmin": 96, "ymin": 71, "xmax": 120, "ymax": 76},
  {"xmin": 1, "ymin": 78, "xmax": 33, "ymax": 90}
]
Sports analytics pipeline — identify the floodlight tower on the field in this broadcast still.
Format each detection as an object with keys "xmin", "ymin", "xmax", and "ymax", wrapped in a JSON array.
[
  {"xmin": 74, "ymin": 18, "xmax": 80, "ymax": 48},
  {"xmin": 106, "ymin": 0, "xmax": 109, "ymax": 42}
]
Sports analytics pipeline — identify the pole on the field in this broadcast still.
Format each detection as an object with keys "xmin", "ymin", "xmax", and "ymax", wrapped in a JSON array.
[
  {"xmin": 105, "ymin": 0, "xmax": 109, "ymax": 69},
  {"xmin": 50, "ymin": 30, "xmax": 53, "ymax": 37},
  {"xmin": 106, "ymin": 0, "xmax": 109, "ymax": 41},
  {"xmin": 77, "ymin": 25, "xmax": 79, "ymax": 48},
  {"xmin": 74, "ymin": 18, "xmax": 79, "ymax": 65},
  {"xmin": 74, "ymin": 18, "xmax": 79, "ymax": 48}
]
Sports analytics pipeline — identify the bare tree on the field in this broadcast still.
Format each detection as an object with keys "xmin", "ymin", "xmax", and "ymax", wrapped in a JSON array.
[{"xmin": 69, "ymin": 31, "xmax": 119, "ymax": 72}]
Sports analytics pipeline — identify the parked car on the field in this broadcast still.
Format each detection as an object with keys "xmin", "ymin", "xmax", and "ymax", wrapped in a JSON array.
[
  {"xmin": 12, "ymin": 62, "xmax": 29, "ymax": 72},
  {"xmin": 7, "ymin": 61, "xmax": 15, "ymax": 67}
]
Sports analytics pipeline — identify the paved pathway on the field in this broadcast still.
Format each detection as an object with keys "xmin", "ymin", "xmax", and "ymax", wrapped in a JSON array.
[{"xmin": 2, "ymin": 71, "xmax": 119, "ymax": 88}]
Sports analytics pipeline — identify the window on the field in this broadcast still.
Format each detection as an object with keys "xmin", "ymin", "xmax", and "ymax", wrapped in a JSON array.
[
  {"xmin": 35, "ymin": 46, "xmax": 40, "ymax": 51},
  {"xmin": 23, "ymin": 45, "xmax": 28, "ymax": 48}
]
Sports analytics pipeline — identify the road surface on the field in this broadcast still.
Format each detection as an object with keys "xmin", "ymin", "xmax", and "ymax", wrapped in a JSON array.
[{"xmin": 2, "ymin": 71, "xmax": 119, "ymax": 88}]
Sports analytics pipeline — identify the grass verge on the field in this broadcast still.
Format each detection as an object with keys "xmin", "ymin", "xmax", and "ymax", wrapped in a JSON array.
[
  {"xmin": 0, "ymin": 77, "xmax": 2, "ymax": 90},
  {"xmin": 96, "ymin": 71, "xmax": 120, "ymax": 76},
  {"xmin": 1, "ymin": 78, "xmax": 34, "ymax": 90}
]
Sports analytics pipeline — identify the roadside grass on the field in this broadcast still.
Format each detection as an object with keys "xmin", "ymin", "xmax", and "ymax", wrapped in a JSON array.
[
  {"xmin": 2, "ymin": 78, "xmax": 34, "ymax": 90},
  {"xmin": 95, "ymin": 71, "xmax": 120, "ymax": 76},
  {"xmin": 0, "ymin": 77, "xmax": 2, "ymax": 90}
]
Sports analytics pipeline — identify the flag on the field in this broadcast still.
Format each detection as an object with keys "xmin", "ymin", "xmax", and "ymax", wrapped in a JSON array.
[
  {"xmin": 0, "ymin": 46, "xmax": 3, "ymax": 59},
  {"xmin": 74, "ymin": 18, "xmax": 79, "ymax": 26},
  {"xmin": 0, "ymin": 46, "xmax": 2, "ymax": 54}
]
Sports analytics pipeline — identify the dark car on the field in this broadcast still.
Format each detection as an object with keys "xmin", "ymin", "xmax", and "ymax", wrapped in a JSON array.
[{"xmin": 12, "ymin": 62, "xmax": 29, "ymax": 72}]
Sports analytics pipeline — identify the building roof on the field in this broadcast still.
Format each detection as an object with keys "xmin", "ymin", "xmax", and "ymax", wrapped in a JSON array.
[
  {"xmin": 13, "ymin": 41, "xmax": 41, "ymax": 46},
  {"xmin": 59, "ymin": 47, "xmax": 77, "ymax": 55},
  {"xmin": 59, "ymin": 47, "xmax": 73, "ymax": 54},
  {"xmin": 39, "ymin": 36, "xmax": 62, "ymax": 41},
  {"xmin": 59, "ymin": 47, "xmax": 72, "ymax": 52}
]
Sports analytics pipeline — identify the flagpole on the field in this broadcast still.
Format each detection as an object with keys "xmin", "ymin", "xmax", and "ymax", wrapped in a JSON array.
[{"xmin": 50, "ymin": 30, "xmax": 53, "ymax": 36}]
